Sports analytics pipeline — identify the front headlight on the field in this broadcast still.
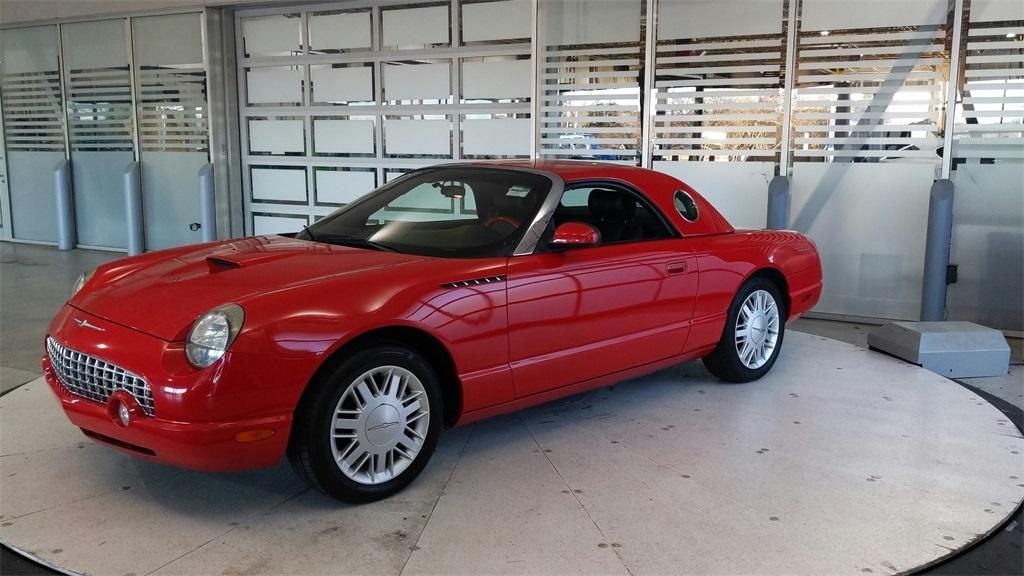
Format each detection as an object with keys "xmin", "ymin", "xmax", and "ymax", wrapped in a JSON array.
[
  {"xmin": 185, "ymin": 304, "xmax": 245, "ymax": 369},
  {"xmin": 72, "ymin": 269, "xmax": 95, "ymax": 296}
]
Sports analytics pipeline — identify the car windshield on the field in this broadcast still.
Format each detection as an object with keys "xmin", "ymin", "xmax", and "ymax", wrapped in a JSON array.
[{"xmin": 296, "ymin": 167, "xmax": 553, "ymax": 258}]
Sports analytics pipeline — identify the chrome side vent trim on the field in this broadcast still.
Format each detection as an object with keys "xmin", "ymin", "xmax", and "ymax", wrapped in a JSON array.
[{"xmin": 441, "ymin": 275, "xmax": 506, "ymax": 289}]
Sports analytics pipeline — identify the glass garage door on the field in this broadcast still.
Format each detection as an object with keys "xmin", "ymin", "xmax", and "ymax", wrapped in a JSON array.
[
  {"xmin": 787, "ymin": 0, "xmax": 953, "ymax": 320},
  {"xmin": 0, "ymin": 14, "xmax": 210, "ymax": 251},
  {"xmin": 236, "ymin": 0, "xmax": 533, "ymax": 235},
  {"xmin": 0, "ymin": 25, "xmax": 64, "ymax": 243}
]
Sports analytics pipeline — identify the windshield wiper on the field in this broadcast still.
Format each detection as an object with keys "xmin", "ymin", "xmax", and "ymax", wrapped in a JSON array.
[
  {"xmin": 300, "ymin": 224, "xmax": 318, "ymax": 243},
  {"xmin": 319, "ymin": 234, "xmax": 397, "ymax": 252}
]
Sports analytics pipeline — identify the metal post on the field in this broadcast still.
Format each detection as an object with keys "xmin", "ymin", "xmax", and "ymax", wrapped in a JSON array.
[
  {"xmin": 640, "ymin": 0, "xmax": 658, "ymax": 169},
  {"xmin": 941, "ymin": 0, "xmax": 966, "ymax": 180},
  {"xmin": 199, "ymin": 163, "xmax": 216, "ymax": 242},
  {"xmin": 778, "ymin": 0, "xmax": 799, "ymax": 178},
  {"xmin": 123, "ymin": 161, "xmax": 144, "ymax": 256},
  {"xmin": 766, "ymin": 175, "xmax": 791, "ymax": 230},
  {"xmin": 920, "ymin": 179, "xmax": 954, "ymax": 321},
  {"xmin": 54, "ymin": 159, "xmax": 75, "ymax": 250}
]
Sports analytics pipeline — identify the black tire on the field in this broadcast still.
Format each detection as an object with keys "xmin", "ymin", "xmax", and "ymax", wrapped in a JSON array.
[
  {"xmin": 287, "ymin": 343, "xmax": 443, "ymax": 503},
  {"xmin": 702, "ymin": 277, "xmax": 787, "ymax": 383}
]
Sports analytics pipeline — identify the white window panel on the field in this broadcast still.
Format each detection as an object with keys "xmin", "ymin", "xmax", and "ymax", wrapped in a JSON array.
[
  {"xmin": 251, "ymin": 167, "xmax": 307, "ymax": 202},
  {"xmin": 970, "ymin": 0, "xmax": 1024, "ymax": 21},
  {"xmin": 801, "ymin": 0, "xmax": 947, "ymax": 31},
  {"xmin": 313, "ymin": 119, "xmax": 375, "ymax": 154},
  {"xmin": 246, "ymin": 67, "xmax": 303, "ymax": 105},
  {"xmin": 463, "ymin": 0, "xmax": 531, "ymax": 42},
  {"xmin": 385, "ymin": 119, "xmax": 450, "ymax": 156},
  {"xmin": 133, "ymin": 13, "xmax": 204, "ymax": 66},
  {"xmin": 242, "ymin": 15, "xmax": 301, "ymax": 57},
  {"xmin": 249, "ymin": 119, "xmax": 304, "ymax": 154},
  {"xmin": 311, "ymin": 65, "xmax": 373, "ymax": 104},
  {"xmin": 1, "ymin": 25, "xmax": 60, "ymax": 74},
  {"xmin": 463, "ymin": 118, "xmax": 531, "ymax": 156},
  {"xmin": 309, "ymin": 11, "xmax": 372, "ymax": 52},
  {"xmin": 382, "ymin": 5, "xmax": 450, "ymax": 49},
  {"xmin": 62, "ymin": 20, "xmax": 129, "ymax": 69},
  {"xmin": 543, "ymin": 0, "xmax": 642, "ymax": 45},
  {"xmin": 384, "ymin": 62, "xmax": 450, "ymax": 102},
  {"xmin": 463, "ymin": 59, "xmax": 531, "ymax": 100},
  {"xmin": 316, "ymin": 169, "xmax": 377, "ymax": 204},
  {"xmin": 658, "ymin": 0, "xmax": 783, "ymax": 40},
  {"xmin": 254, "ymin": 214, "xmax": 308, "ymax": 235}
]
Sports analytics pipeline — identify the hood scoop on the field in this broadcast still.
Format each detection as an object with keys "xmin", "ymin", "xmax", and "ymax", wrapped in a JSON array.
[
  {"xmin": 206, "ymin": 256, "xmax": 242, "ymax": 272},
  {"xmin": 205, "ymin": 251, "xmax": 297, "ymax": 271}
]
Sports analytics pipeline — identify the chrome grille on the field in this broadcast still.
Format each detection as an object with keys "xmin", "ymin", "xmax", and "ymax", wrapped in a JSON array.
[{"xmin": 46, "ymin": 337, "xmax": 154, "ymax": 416}]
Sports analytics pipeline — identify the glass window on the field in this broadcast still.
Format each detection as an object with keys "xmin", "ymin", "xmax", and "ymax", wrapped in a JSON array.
[
  {"xmin": 554, "ymin": 184, "xmax": 674, "ymax": 244},
  {"xmin": 298, "ymin": 167, "xmax": 552, "ymax": 258},
  {"xmin": 674, "ymin": 191, "xmax": 699, "ymax": 222}
]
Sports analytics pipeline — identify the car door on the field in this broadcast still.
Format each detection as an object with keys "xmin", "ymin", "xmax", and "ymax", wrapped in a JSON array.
[{"xmin": 505, "ymin": 182, "xmax": 698, "ymax": 399}]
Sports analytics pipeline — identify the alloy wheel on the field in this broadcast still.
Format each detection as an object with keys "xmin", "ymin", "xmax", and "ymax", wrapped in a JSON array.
[
  {"xmin": 329, "ymin": 365, "xmax": 430, "ymax": 485},
  {"xmin": 734, "ymin": 289, "xmax": 780, "ymax": 370}
]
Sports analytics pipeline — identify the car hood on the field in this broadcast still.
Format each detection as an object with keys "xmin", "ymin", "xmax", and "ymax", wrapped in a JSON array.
[{"xmin": 72, "ymin": 235, "xmax": 426, "ymax": 341}]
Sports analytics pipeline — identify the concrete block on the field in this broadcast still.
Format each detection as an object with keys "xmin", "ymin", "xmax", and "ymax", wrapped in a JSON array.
[{"xmin": 868, "ymin": 321, "xmax": 1010, "ymax": 378}]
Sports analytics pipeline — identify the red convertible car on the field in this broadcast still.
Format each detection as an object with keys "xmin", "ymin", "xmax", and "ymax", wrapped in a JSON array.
[{"xmin": 44, "ymin": 161, "xmax": 821, "ymax": 502}]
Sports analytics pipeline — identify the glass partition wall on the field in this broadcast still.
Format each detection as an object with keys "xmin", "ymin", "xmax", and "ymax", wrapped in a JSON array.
[
  {"xmin": 0, "ymin": 12, "xmax": 210, "ymax": 250},
  {"xmin": 2, "ymin": 0, "xmax": 1019, "ymax": 329},
  {"xmin": 0, "ymin": 25, "xmax": 64, "ymax": 243}
]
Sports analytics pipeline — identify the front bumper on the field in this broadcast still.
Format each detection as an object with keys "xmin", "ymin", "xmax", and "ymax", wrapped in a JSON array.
[{"xmin": 43, "ymin": 305, "xmax": 308, "ymax": 472}]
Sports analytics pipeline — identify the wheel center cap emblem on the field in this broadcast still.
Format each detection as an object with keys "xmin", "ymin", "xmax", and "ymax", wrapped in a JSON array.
[
  {"xmin": 365, "ymin": 404, "xmax": 401, "ymax": 446},
  {"xmin": 751, "ymin": 315, "xmax": 767, "ymax": 343}
]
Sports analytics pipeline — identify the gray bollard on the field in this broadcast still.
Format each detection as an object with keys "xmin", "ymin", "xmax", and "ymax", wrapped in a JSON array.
[
  {"xmin": 54, "ymin": 159, "xmax": 75, "ymax": 250},
  {"xmin": 920, "ymin": 179, "xmax": 954, "ymax": 321},
  {"xmin": 123, "ymin": 162, "xmax": 144, "ymax": 256},
  {"xmin": 766, "ymin": 175, "xmax": 790, "ymax": 230},
  {"xmin": 198, "ymin": 163, "xmax": 216, "ymax": 242}
]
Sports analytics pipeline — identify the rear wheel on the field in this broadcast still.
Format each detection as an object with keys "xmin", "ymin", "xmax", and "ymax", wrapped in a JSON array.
[
  {"xmin": 288, "ymin": 344, "xmax": 442, "ymax": 503},
  {"xmin": 702, "ymin": 277, "xmax": 786, "ymax": 383}
]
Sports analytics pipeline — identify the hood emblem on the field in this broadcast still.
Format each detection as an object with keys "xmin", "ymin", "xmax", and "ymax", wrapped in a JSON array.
[{"xmin": 74, "ymin": 318, "xmax": 106, "ymax": 332}]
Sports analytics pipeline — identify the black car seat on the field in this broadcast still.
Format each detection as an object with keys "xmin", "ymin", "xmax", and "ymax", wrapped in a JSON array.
[{"xmin": 587, "ymin": 189, "xmax": 638, "ymax": 243}]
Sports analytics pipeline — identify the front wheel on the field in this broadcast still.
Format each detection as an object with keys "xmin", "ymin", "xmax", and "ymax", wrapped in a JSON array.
[
  {"xmin": 702, "ymin": 278, "xmax": 786, "ymax": 383},
  {"xmin": 287, "ymin": 344, "xmax": 442, "ymax": 503}
]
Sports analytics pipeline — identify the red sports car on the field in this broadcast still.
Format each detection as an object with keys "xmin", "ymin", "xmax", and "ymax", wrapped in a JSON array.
[{"xmin": 43, "ymin": 161, "xmax": 821, "ymax": 502}]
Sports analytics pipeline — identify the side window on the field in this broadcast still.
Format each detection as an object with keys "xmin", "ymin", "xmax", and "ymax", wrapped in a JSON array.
[
  {"xmin": 559, "ymin": 188, "xmax": 590, "ymax": 208},
  {"xmin": 555, "ymin": 184, "xmax": 674, "ymax": 245}
]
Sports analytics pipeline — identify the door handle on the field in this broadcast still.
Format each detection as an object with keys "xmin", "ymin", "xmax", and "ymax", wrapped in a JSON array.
[{"xmin": 667, "ymin": 261, "xmax": 689, "ymax": 274}]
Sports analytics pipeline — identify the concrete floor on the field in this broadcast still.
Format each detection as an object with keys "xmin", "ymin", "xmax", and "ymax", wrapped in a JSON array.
[
  {"xmin": 792, "ymin": 317, "xmax": 1024, "ymax": 411},
  {"xmin": 1, "ymin": 332, "xmax": 1022, "ymax": 575},
  {"xmin": 0, "ymin": 243, "xmax": 117, "ymax": 392}
]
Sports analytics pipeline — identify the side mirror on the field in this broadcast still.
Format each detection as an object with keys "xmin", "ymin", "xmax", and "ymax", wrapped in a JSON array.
[{"xmin": 550, "ymin": 222, "xmax": 600, "ymax": 248}]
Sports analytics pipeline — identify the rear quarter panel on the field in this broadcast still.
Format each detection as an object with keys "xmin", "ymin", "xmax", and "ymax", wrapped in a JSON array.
[{"xmin": 684, "ymin": 229, "xmax": 822, "ymax": 356}]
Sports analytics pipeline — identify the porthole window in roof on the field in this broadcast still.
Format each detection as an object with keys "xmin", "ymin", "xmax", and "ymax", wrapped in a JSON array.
[{"xmin": 674, "ymin": 190, "xmax": 699, "ymax": 222}]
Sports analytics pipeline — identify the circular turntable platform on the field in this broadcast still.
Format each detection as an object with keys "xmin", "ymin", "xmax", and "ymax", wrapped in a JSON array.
[{"xmin": 1, "ymin": 332, "xmax": 1021, "ymax": 575}]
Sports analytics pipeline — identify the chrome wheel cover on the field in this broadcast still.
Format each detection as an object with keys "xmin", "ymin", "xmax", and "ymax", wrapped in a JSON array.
[
  {"xmin": 735, "ymin": 289, "xmax": 780, "ymax": 370},
  {"xmin": 330, "ymin": 365, "xmax": 429, "ymax": 485}
]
